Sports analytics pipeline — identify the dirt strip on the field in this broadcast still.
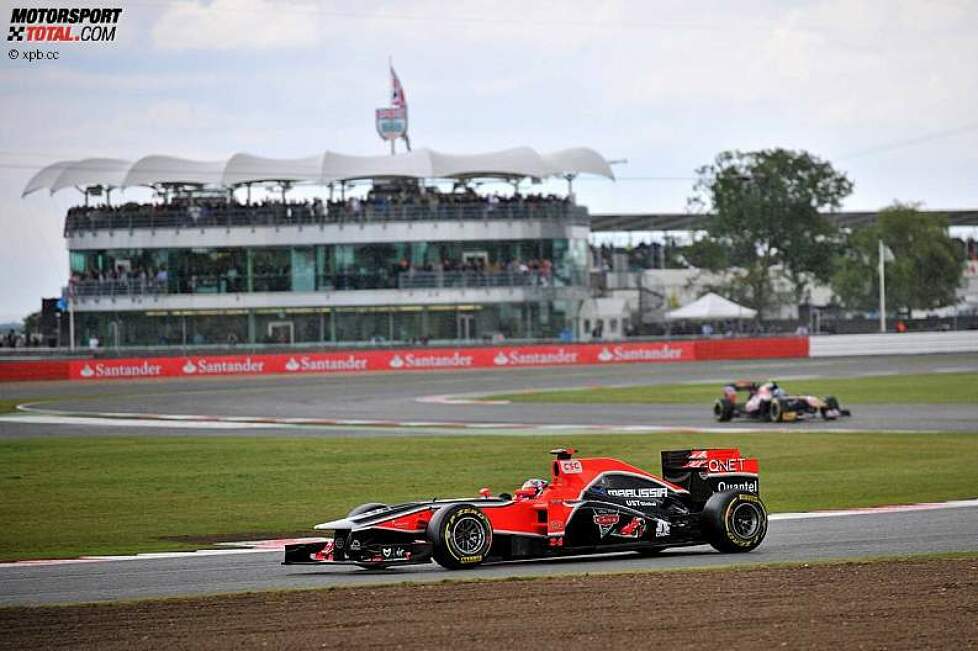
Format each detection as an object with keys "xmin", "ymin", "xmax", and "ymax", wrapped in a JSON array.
[{"xmin": 2, "ymin": 557, "xmax": 976, "ymax": 650}]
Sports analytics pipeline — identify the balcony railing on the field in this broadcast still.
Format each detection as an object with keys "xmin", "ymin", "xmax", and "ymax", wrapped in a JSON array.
[
  {"xmin": 67, "ymin": 270, "xmax": 582, "ymax": 299},
  {"xmin": 397, "ymin": 270, "xmax": 568, "ymax": 289},
  {"xmin": 64, "ymin": 202, "xmax": 590, "ymax": 235}
]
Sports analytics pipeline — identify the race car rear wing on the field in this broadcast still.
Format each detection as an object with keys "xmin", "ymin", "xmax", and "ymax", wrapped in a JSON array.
[{"xmin": 660, "ymin": 449, "xmax": 759, "ymax": 506}]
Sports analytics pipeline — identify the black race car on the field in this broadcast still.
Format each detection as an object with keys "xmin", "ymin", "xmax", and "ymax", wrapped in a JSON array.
[
  {"xmin": 284, "ymin": 448, "xmax": 768, "ymax": 570},
  {"xmin": 713, "ymin": 380, "xmax": 851, "ymax": 422}
]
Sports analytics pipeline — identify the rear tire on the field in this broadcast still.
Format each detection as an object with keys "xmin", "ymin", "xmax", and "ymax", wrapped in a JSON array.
[
  {"xmin": 702, "ymin": 491, "xmax": 767, "ymax": 553},
  {"xmin": 347, "ymin": 502, "xmax": 388, "ymax": 518},
  {"xmin": 713, "ymin": 398, "xmax": 734, "ymax": 422},
  {"xmin": 427, "ymin": 504, "xmax": 493, "ymax": 569}
]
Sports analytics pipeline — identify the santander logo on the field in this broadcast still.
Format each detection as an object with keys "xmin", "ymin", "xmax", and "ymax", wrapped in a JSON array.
[
  {"xmin": 285, "ymin": 358, "xmax": 300, "ymax": 372},
  {"xmin": 597, "ymin": 348, "xmax": 614, "ymax": 362},
  {"xmin": 493, "ymin": 351, "xmax": 509, "ymax": 366},
  {"xmin": 182, "ymin": 360, "xmax": 197, "ymax": 374},
  {"xmin": 387, "ymin": 351, "xmax": 473, "ymax": 369},
  {"xmin": 77, "ymin": 361, "xmax": 163, "ymax": 379}
]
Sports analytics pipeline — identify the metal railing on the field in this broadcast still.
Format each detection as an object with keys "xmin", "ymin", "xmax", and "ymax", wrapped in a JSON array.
[
  {"xmin": 68, "ymin": 270, "xmax": 583, "ymax": 299},
  {"xmin": 397, "ymin": 270, "xmax": 567, "ymax": 289},
  {"xmin": 64, "ymin": 202, "xmax": 589, "ymax": 234}
]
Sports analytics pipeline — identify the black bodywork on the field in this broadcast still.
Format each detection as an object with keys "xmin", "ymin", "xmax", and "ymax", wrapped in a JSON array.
[{"xmin": 714, "ymin": 380, "xmax": 852, "ymax": 422}]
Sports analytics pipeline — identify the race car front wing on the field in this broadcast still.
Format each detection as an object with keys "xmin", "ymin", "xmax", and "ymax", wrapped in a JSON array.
[{"xmin": 283, "ymin": 539, "xmax": 433, "ymax": 567}]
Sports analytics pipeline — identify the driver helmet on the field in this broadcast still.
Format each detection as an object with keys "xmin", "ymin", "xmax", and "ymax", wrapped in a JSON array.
[
  {"xmin": 765, "ymin": 379, "xmax": 785, "ymax": 398},
  {"xmin": 520, "ymin": 478, "xmax": 548, "ymax": 497}
]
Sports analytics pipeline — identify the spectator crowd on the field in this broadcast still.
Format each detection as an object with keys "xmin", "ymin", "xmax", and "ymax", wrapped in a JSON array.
[
  {"xmin": 68, "ymin": 255, "xmax": 560, "ymax": 297},
  {"xmin": 64, "ymin": 188, "xmax": 578, "ymax": 233}
]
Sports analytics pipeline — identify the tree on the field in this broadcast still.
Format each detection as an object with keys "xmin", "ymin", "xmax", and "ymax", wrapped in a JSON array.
[
  {"xmin": 831, "ymin": 202, "xmax": 964, "ymax": 313},
  {"xmin": 22, "ymin": 311, "xmax": 40, "ymax": 335},
  {"xmin": 686, "ymin": 149, "xmax": 853, "ymax": 318}
]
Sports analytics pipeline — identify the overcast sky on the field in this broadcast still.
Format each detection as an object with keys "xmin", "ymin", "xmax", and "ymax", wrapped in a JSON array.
[{"xmin": 2, "ymin": 0, "xmax": 977, "ymax": 321}]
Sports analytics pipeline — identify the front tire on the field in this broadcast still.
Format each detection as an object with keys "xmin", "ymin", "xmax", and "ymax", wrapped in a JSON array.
[
  {"xmin": 768, "ymin": 398, "xmax": 783, "ymax": 422},
  {"xmin": 702, "ymin": 491, "xmax": 768, "ymax": 553},
  {"xmin": 427, "ymin": 504, "xmax": 493, "ymax": 569},
  {"xmin": 713, "ymin": 398, "xmax": 734, "ymax": 422}
]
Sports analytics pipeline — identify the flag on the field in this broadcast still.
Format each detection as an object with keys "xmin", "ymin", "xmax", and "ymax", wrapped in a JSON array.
[
  {"xmin": 390, "ymin": 65, "xmax": 406, "ymax": 108},
  {"xmin": 879, "ymin": 240, "xmax": 895, "ymax": 263}
]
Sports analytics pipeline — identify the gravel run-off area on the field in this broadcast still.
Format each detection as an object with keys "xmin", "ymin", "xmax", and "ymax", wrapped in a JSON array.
[{"xmin": 2, "ymin": 556, "xmax": 976, "ymax": 650}]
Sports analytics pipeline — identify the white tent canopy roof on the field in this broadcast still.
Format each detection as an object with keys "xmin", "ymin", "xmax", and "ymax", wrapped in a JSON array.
[
  {"xmin": 665, "ymin": 292, "xmax": 758, "ymax": 321},
  {"xmin": 124, "ymin": 156, "xmax": 226, "ymax": 188},
  {"xmin": 22, "ymin": 146, "xmax": 614, "ymax": 196},
  {"xmin": 321, "ymin": 149, "xmax": 434, "ymax": 183},
  {"xmin": 223, "ymin": 153, "xmax": 323, "ymax": 186},
  {"xmin": 541, "ymin": 148, "xmax": 615, "ymax": 179},
  {"xmin": 23, "ymin": 158, "xmax": 132, "ymax": 197}
]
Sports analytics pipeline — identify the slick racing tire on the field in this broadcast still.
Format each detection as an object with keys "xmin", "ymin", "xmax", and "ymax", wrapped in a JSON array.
[
  {"xmin": 768, "ymin": 398, "xmax": 783, "ymax": 423},
  {"xmin": 347, "ymin": 502, "xmax": 388, "ymax": 518},
  {"xmin": 713, "ymin": 398, "xmax": 734, "ymax": 422},
  {"xmin": 702, "ymin": 491, "xmax": 768, "ymax": 553},
  {"xmin": 820, "ymin": 396, "xmax": 844, "ymax": 420},
  {"xmin": 427, "ymin": 504, "xmax": 493, "ymax": 570}
]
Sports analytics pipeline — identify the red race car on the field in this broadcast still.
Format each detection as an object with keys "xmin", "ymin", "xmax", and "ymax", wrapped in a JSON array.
[{"xmin": 284, "ymin": 448, "xmax": 768, "ymax": 570}]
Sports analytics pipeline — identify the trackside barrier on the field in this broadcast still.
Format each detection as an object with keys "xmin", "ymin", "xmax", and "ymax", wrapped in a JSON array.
[
  {"xmin": 0, "ymin": 337, "xmax": 808, "ymax": 382},
  {"xmin": 808, "ymin": 331, "xmax": 978, "ymax": 357},
  {"xmin": 693, "ymin": 337, "xmax": 808, "ymax": 361},
  {"xmin": 0, "ymin": 360, "xmax": 70, "ymax": 382}
]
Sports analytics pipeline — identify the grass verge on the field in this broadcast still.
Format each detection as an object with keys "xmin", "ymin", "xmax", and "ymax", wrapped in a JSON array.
[
  {"xmin": 0, "ymin": 399, "xmax": 27, "ymax": 414},
  {"xmin": 486, "ymin": 371, "xmax": 978, "ymax": 404},
  {"xmin": 1, "ymin": 431, "xmax": 976, "ymax": 560}
]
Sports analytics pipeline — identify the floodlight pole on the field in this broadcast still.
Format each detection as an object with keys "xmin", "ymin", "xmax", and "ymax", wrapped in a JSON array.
[{"xmin": 878, "ymin": 238, "xmax": 886, "ymax": 333}]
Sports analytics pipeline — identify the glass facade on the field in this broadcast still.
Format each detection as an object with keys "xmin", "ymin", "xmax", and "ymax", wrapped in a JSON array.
[
  {"xmin": 71, "ymin": 301, "xmax": 575, "ymax": 347},
  {"xmin": 69, "ymin": 239, "xmax": 588, "ymax": 295}
]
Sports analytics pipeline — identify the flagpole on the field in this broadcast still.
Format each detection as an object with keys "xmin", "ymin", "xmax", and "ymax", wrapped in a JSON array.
[
  {"xmin": 878, "ymin": 239, "xmax": 886, "ymax": 333},
  {"xmin": 389, "ymin": 55, "xmax": 395, "ymax": 156},
  {"xmin": 69, "ymin": 294, "xmax": 75, "ymax": 350}
]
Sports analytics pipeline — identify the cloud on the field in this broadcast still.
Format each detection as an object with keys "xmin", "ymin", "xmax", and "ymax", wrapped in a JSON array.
[{"xmin": 152, "ymin": 0, "xmax": 321, "ymax": 50}]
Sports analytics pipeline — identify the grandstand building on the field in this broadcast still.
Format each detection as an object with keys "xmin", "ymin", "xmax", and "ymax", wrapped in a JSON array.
[{"xmin": 24, "ymin": 148, "xmax": 614, "ymax": 347}]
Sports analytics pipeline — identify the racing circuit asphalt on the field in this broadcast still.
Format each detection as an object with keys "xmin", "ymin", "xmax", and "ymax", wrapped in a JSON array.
[
  {"xmin": 0, "ymin": 352, "xmax": 977, "ymax": 606},
  {"xmin": 2, "ymin": 352, "xmax": 978, "ymax": 436},
  {"xmin": 1, "ymin": 504, "xmax": 977, "ymax": 606}
]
